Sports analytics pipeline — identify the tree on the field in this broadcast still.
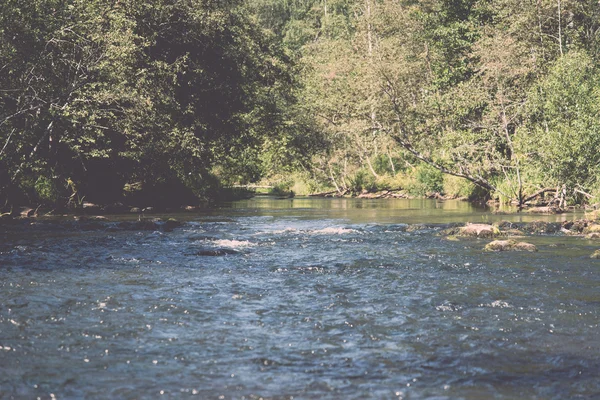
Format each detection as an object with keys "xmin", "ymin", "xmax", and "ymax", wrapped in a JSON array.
[
  {"xmin": 1, "ymin": 0, "xmax": 307, "ymax": 207},
  {"xmin": 517, "ymin": 51, "xmax": 600, "ymax": 198}
]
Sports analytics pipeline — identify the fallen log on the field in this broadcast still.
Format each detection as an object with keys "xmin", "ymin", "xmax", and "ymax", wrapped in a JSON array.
[
  {"xmin": 522, "ymin": 187, "xmax": 557, "ymax": 204},
  {"xmin": 574, "ymin": 188, "xmax": 593, "ymax": 199},
  {"xmin": 308, "ymin": 191, "xmax": 337, "ymax": 197}
]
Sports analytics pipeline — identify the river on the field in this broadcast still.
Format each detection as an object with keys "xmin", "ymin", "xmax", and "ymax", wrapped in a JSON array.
[{"xmin": 1, "ymin": 198, "xmax": 599, "ymax": 399}]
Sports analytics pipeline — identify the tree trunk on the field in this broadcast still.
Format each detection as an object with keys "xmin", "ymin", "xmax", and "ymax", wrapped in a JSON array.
[{"xmin": 558, "ymin": 0, "xmax": 564, "ymax": 55}]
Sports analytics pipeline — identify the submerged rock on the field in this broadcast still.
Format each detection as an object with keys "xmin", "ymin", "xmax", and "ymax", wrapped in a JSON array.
[
  {"xmin": 196, "ymin": 248, "xmax": 239, "ymax": 256},
  {"xmin": 406, "ymin": 224, "xmax": 427, "ymax": 232},
  {"xmin": 163, "ymin": 218, "xmax": 182, "ymax": 232},
  {"xmin": 494, "ymin": 220, "xmax": 514, "ymax": 229},
  {"xmin": 484, "ymin": 240, "xmax": 537, "ymax": 252},
  {"xmin": 521, "ymin": 220, "xmax": 561, "ymax": 234},
  {"xmin": 118, "ymin": 220, "xmax": 160, "ymax": 231},
  {"xmin": 458, "ymin": 223, "xmax": 501, "ymax": 238},
  {"xmin": 563, "ymin": 219, "xmax": 589, "ymax": 234}
]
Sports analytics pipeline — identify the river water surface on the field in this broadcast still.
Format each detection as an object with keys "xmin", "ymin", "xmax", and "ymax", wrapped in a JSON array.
[{"xmin": 1, "ymin": 198, "xmax": 599, "ymax": 399}]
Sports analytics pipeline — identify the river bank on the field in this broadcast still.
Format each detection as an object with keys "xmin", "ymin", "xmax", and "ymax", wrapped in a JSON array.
[{"xmin": 2, "ymin": 186, "xmax": 596, "ymax": 220}]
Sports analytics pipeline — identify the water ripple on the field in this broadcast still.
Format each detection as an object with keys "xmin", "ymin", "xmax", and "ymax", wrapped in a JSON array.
[{"xmin": 1, "ymin": 209, "xmax": 599, "ymax": 399}]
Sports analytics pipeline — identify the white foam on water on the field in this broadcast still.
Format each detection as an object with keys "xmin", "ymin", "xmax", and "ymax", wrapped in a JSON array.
[
  {"xmin": 212, "ymin": 239, "xmax": 256, "ymax": 249},
  {"xmin": 271, "ymin": 228, "xmax": 299, "ymax": 234},
  {"xmin": 254, "ymin": 227, "xmax": 299, "ymax": 235},
  {"xmin": 480, "ymin": 300, "xmax": 513, "ymax": 309}
]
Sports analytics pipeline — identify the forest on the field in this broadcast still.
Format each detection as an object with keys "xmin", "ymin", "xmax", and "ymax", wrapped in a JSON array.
[{"xmin": 2, "ymin": 0, "xmax": 600, "ymax": 210}]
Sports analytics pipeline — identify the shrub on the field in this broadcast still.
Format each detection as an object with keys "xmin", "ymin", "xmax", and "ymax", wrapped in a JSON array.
[
  {"xmin": 34, "ymin": 176, "xmax": 62, "ymax": 204},
  {"xmin": 269, "ymin": 179, "xmax": 294, "ymax": 197},
  {"xmin": 348, "ymin": 170, "xmax": 378, "ymax": 193},
  {"xmin": 407, "ymin": 164, "xmax": 443, "ymax": 195},
  {"xmin": 443, "ymin": 175, "xmax": 475, "ymax": 198}
]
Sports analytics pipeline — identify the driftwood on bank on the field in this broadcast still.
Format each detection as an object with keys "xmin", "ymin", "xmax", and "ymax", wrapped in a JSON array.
[
  {"xmin": 309, "ymin": 189, "xmax": 410, "ymax": 199},
  {"xmin": 356, "ymin": 190, "xmax": 410, "ymax": 199},
  {"xmin": 575, "ymin": 188, "xmax": 594, "ymax": 199},
  {"xmin": 308, "ymin": 189, "xmax": 348, "ymax": 197},
  {"xmin": 308, "ymin": 190, "xmax": 338, "ymax": 197},
  {"xmin": 521, "ymin": 187, "xmax": 557, "ymax": 204},
  {"xmin": 527, "ymin": 206, "xmax": 564, "ymax": 214}
]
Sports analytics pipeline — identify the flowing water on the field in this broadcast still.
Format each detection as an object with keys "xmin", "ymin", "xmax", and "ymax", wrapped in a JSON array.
[{"xmin": 1, "ymin": 198, "xmax": 599, "ymax": 399}]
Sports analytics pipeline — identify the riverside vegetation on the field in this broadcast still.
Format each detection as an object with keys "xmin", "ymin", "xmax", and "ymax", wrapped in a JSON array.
[{"xmin": 2, "ymin": 0, "xmax": 600, "ymax": 211}]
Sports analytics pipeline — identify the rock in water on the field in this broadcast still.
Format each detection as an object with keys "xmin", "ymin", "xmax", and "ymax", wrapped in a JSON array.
[
  {"xmin": 163, "ymin": 218, "xmax": 182, "ymax": 232},
  {"xmin": 484, "ymin": 240, "xmax": 537, "ymax": 252},
  {"xmin": 196, "ymin": 249, "xmax": 239, "ymax": 256},
  {"xmin": 459, "ymin": 223, "xmax": 501, "ymax": 238},
  {"xmin": 584, "ymin": 224, "xmax": 600, "ymax": 234},
  {"xmin": 512, "ymin": 242, "xmax": 538, "ymax": 252}
]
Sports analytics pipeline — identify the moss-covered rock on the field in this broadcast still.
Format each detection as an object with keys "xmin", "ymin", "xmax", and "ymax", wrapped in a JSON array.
[
  {"xmin": 459, "ymin": 223, "xmax": 501, "ymax": 238},
  {"xmin": 585, "ymin": 210, "xmax": 600, "ymax": 221},
  {"xmin": 521, "ymin": 221, "xmax": 561, "ymax": 234},
  {"xmin": 513, "ymin": 242, "xmax": 538, "ymax": 252},
  {"xmin": 406, "ymin": 224, "xmax": 427, "ymax": 232},
  {"xmin": 584, "ymin": 224, "xmax": 600, "ymax": 234},
  {"xmin": 590, "ymin": 250, "xmax": 600, "ymax": 259},
  {"xmin": 484, "ymin": 240, "xmax": 538, "ymax": 252},
  {"xmin": 504, "ymin": 229, "xmax": 525, "ymax": 236},
  {"xmin": 563, "ymin": 219, "xmax": 589, "ymax": 234},
  {"xmin": 494, "ymin": 220, "xmax": 514, "ymax": 230}
]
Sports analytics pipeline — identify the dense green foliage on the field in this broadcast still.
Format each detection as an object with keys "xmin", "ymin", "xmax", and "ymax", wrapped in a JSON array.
[
  {"xmin": 2, "ymin": 0, "xmax": 600, "ymax": 208},
  {"xmin": 0, "ymin": 0, "xmax": 316, "ymax": 207},
  {"xmin": 248, "ymin": 0, "xmax": 600, "ymax": 205}
]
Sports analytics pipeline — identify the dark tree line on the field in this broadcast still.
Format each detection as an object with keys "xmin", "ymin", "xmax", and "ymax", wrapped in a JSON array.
[{"xmin": 0, "ymin": 0, "xmax": 318, "ymax": 208}]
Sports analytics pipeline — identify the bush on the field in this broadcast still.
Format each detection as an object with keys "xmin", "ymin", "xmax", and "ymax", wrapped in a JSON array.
[
  {"xmin": 443, "ymin": 175, "xmax": 476, "ymax": 198},
  {"xmin": 290, "ymin": 176, "xmax": 317, "ymax": 196},
  {"xmin": 406, "ymin": 164, "xmax": 443, "ymax": 195},
  {"xmin": 372, "ymin": 154, "xmax": 402, "ymax": 175},
  {"xmin": 268, "ymin": 179, "xmax": 294, "ymax": 197},
  {"xmin": 34, "ymin": 176, "xmax": 62, "ymax": 204},
  {"xmin": 348, "ymin": 170, "xmax": 378, "ymax": 193}
]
